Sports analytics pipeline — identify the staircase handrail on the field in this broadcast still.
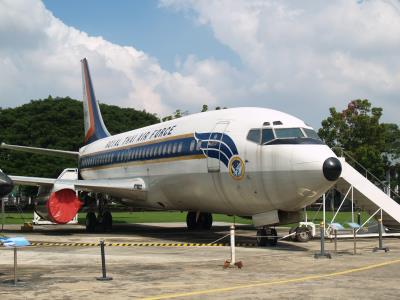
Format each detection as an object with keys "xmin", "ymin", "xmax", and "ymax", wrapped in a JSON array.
[{"xmin": 332, "ymin": 147, "xmax": 400, "ymax": 200}]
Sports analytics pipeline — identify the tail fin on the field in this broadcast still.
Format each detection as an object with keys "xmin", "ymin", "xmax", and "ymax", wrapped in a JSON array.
[{"xmin": 81, "ymin": 58, "xmax": 110, "ymax": 145}]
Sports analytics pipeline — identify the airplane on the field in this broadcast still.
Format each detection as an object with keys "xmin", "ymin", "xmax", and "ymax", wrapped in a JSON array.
[{"xmin": 0, "ymin": 58, "xmax": 342, "ymax": 246}]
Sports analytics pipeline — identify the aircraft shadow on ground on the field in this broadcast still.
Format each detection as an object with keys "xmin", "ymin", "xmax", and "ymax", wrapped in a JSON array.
[{"xmin": 1, "ymin": 223, "xmax": 308, "ymax": 252}]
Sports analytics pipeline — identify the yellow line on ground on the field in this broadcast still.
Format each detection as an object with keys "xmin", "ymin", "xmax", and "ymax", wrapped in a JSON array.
[{"xmin": 142, "ymin": 259, "xmax": 400, "ymax": 300}]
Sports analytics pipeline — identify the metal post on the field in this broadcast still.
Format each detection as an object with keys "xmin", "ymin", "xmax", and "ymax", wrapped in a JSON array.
[
  {"xmin": 304, "ymin": 207, "xmax": 308, "ymax": 223},
  {"xmin": 357, "ymin": 212, "xmax": 361, "ymax": 226},
  {"xmin": 373, "ymin": 219, "xmax": 389, "ymax": 252},
  {"xmin": 1, "ymin": 198, "xmax": 4, "ymax": 231},
  {"xmin": 322, "ymin": 194, "xmax": 326, "ymax": 232},
  {"xmin": 96, "ymin": 240, "xmax": 113, "ymax": 281},
  {"xmin": 14, "ymin": 247, "xmax": 17, "ymax": 285},
  {"xmin": 353, "ymin": 229, "xmax": 357, "ymax": 255},
  {"xmin": 230, "ymin": 225, "xmax": 235, "ymax": 265},
  {"xmin": 334, "ymin": 229, "xmax": 337, "ymax": 254},
  {"xmin": 351, "ymin": 187, "xmax": 354, "ymax": 224},
  {"xmin": 314, "ymin": 222, "xmax": 331, "ymax": 259}
]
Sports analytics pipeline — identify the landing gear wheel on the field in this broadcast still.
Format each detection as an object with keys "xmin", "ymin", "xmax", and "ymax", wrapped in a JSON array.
[
  {"xmin": 199, "ymin": 213, "xmax": 213, "ymax": 230},
  {"xmin": 295, "ymin": 226, "xmax": 311, "ymax": 242},
  {"xmin": 269, "ymin": 228, "xmax": 278, "ymax": 246},
  {"xmin": 100, "ymin": 211, "xmax": 113, "ymax": 232},
  {"xmin": 256, "ymin": 228, "xmax": 267, "ymax": 247},
  {"xmin": 85, "ymin": 212, "xmax": 97, "ymax": 233},
  {"xmin": 186, "ymin": 212, "xmax": 213, "ymax": 230},
  {"xmin": 186, "ymin": 211, "xmax": 197, "ymax": 230}
]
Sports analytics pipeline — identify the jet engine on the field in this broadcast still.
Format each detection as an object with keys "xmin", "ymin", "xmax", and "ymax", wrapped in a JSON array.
[
  {"xmin": 35, "ymin": 188, "xmax": 82, "ymax": 224},
  {"xmin": 34, "ymin": 169, "xmax": 82, "ymax": 224}
]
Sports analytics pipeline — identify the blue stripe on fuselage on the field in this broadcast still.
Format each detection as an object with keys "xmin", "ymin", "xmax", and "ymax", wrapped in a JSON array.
[{"xmin": 79, "ymin": 136, "xmax": 202, "ymax": 170}]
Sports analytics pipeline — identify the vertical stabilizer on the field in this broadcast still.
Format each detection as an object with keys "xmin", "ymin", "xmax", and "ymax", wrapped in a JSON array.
[{"xmin": 81, "ymin": 58, "xmax": 110, "ymax": 145}]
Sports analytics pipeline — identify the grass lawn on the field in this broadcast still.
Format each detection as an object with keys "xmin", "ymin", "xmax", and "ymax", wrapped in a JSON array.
[
  {"xmin": 0, "ymin": 210, "xmax": 371, "ymax": 227},
  {"xmin": 305, "ymin": 210, "xmax": 371, "ymax": 227},
  {"xmin": 0, "ymin": 211, "xmax": 252, "ymax": 225}
]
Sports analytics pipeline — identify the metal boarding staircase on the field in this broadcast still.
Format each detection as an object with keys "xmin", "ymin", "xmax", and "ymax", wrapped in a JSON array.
[{"xmin": 334, "ymin": 151, "xmax": 400, "ymax": 231}]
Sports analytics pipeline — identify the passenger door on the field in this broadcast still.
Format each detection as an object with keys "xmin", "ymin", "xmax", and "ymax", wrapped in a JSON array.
[{"xmin": 207, "ymin": 121, "xmax": 230, "ymax": 172}]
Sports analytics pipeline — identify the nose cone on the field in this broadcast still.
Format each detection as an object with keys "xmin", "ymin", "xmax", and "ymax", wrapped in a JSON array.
[
  {"xmin": 0, "ymin": 171, "xmax": 13, "ymax": 197},
  {"xmin": 323, "ymin": 157, "xmax": 342, "ymax": 181}
]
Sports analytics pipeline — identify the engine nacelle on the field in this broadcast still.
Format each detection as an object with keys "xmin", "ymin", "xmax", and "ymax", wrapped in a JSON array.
[{"xmin": 35, "ymin": 188, "xmax": 82, "ymax": 224}]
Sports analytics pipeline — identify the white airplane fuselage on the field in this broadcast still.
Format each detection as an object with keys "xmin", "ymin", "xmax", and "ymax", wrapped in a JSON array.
[{"xmin": 79, "ymin": 107, "xmax": 338, "ymax": 217}]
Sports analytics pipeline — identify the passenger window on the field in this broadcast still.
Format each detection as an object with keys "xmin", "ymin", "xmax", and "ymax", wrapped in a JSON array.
[
  {"xmin": 172, "ymin": 143, "xmax": 177, "ymax": 154},
  {"xmin": 162, "ymin": 144, "xmax": 167, "ymax": 155},
  {"xmin": 189, "ymin": 140, "xmax": 195, "ymax": 152},
  {"xmin": 262, "ymin": 129, "xmax": 275, "ymax": 144},
  {"xmin": 247, "ymin": 129, "xmax": 261, "ymax": 144},
  {"xmin": 167, "ymin": 143, "xmax": 172, "ymax": 154},
  {"xmin": 178, "ymin": 142, "xmax": 183, "ymax": 153},
  {"xmin": 158, "ymin": 145, "xmax": 163, "ymax": 156}
]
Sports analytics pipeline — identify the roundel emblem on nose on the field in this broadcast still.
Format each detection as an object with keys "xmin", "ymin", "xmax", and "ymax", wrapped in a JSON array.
[{"xmin": 229, "ymin": 156, "xmax": 245, "ymax": 180}]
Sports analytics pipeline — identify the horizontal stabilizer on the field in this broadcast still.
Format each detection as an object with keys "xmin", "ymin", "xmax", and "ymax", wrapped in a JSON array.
[{"xmin": 1, "ymin": 143, "xmax": 79, "ymax": 159}]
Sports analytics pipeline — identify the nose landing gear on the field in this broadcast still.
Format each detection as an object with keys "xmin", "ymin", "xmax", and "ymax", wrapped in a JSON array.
[
  {"xmin": 256, "ymin": 227, "xmax": 278, "ymax": 246},
  {"xmin": 186, "ymin": 211, "xmax": 213, "ymax": 230}
]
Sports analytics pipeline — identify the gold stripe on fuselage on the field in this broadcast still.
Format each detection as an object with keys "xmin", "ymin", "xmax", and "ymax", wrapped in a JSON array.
[
  {"xmin": 81, "ymin": 153, "xmax": 206, "ymax": 171},
  {"xmin": 80, "ymin": 133, "xmax": 195, "ymax": 157}
]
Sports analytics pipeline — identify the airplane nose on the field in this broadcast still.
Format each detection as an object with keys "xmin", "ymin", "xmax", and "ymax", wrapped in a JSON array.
[
  {"xmin": 323, "ymin": 157, "xmax": 342, "ymax": 181},
  {"xmin": 0, "ymin": 170, "xmax": 13, "ymax": 197}
]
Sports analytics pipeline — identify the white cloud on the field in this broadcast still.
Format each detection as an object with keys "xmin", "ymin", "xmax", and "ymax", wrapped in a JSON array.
[
  {"xmin": 0, "ymin": 0, "xmax": 214, "ymax": 117},
  {"xmin": 1, "ymin": 0, "xmax": 400, "ymax": 128},
  {"xmin": 161, "ymin": 0, "xmax": 400, "ymax": 127}
]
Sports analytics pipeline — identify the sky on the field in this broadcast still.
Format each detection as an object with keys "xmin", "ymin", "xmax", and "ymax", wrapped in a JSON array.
[{"xmin": 0, "ymin": 0, "xmax": 399, "ymax": 129}]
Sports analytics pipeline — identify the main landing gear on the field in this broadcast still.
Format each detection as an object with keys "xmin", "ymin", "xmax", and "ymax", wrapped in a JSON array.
[
  {"xmin": 186, "ymin": 211, "xmax": 213, "ymax": 230},
  {"xmin": 84, "ymin": 193, "xmax": 113, "ymax": 233},
  {"xmin": 256, "ymin": 226, "xmax": 278, "ymax": 247}
]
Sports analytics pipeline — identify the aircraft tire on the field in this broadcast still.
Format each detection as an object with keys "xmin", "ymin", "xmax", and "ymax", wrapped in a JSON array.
[
  {"xmin": 267, "ymin": 228, "xmax": 278, "ymax": 246},
  {"xmin": 256, "ymin": 228, "xmax": 267, "ymax": 247},
  {"xmin": 186, "ymin": 211, "xmax": 198, "ymax": 230},
  {"xmin": 85, "ymin": 212, "xmax": 97, "ymax": 233},
  {"xmin": 101, "ymin": 211, "xmax": 113, "ymax": 232},
  {"xmin": 200, "ymin": 213, "xmax": 213, "ymax": 230}
]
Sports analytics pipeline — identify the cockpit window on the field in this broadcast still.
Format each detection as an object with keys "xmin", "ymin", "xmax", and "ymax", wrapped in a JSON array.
[
  {"xmin": 274, "ymin": 128, "xmax": 304, "ymax": 138},
  {"xmin": 262, "ymin": 129, "xmax": 274, "ymax": 144},
  {"xmin": 303, "ymin": 128, "xmax": 321, "ymax": 140},
  {"xmin": 247, "ymin": 129, "xmax": 261, "ymax": 144}
]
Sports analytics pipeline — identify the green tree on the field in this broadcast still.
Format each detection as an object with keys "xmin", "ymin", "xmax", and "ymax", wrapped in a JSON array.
[
  {"xmin": 318, "ymin": 99, "xmax": 400, "ymax": 180},
  {"xmin": 0, "ymin": 96, "xmax": 159, "ymax": 180},
  {"xmin": 201, "ymin": 104, "xmax": 208, "ymax": 112}
]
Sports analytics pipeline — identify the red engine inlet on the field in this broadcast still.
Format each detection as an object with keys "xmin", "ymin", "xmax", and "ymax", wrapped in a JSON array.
[{"xmin": 46, "ymin": 189, "xmax": 82, "ymax": 224}]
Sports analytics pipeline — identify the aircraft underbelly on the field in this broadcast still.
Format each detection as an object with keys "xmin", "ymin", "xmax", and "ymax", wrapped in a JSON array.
[{"xmin": 80, "ymin": 162, "xmax": 276, "ymax": 215}]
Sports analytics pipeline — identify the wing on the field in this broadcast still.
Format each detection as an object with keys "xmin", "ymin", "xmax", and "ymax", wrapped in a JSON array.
[
  {"xmin": 9, "ymin": 175, "xmax": 147, "ymax": 201},
  {"xmin": 10, "ymin": 175, "xmax": 56, "ymax": 186},
  {"xmin": 1, "ymin": 143, "xmax": 79, "ymax": 159}
]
